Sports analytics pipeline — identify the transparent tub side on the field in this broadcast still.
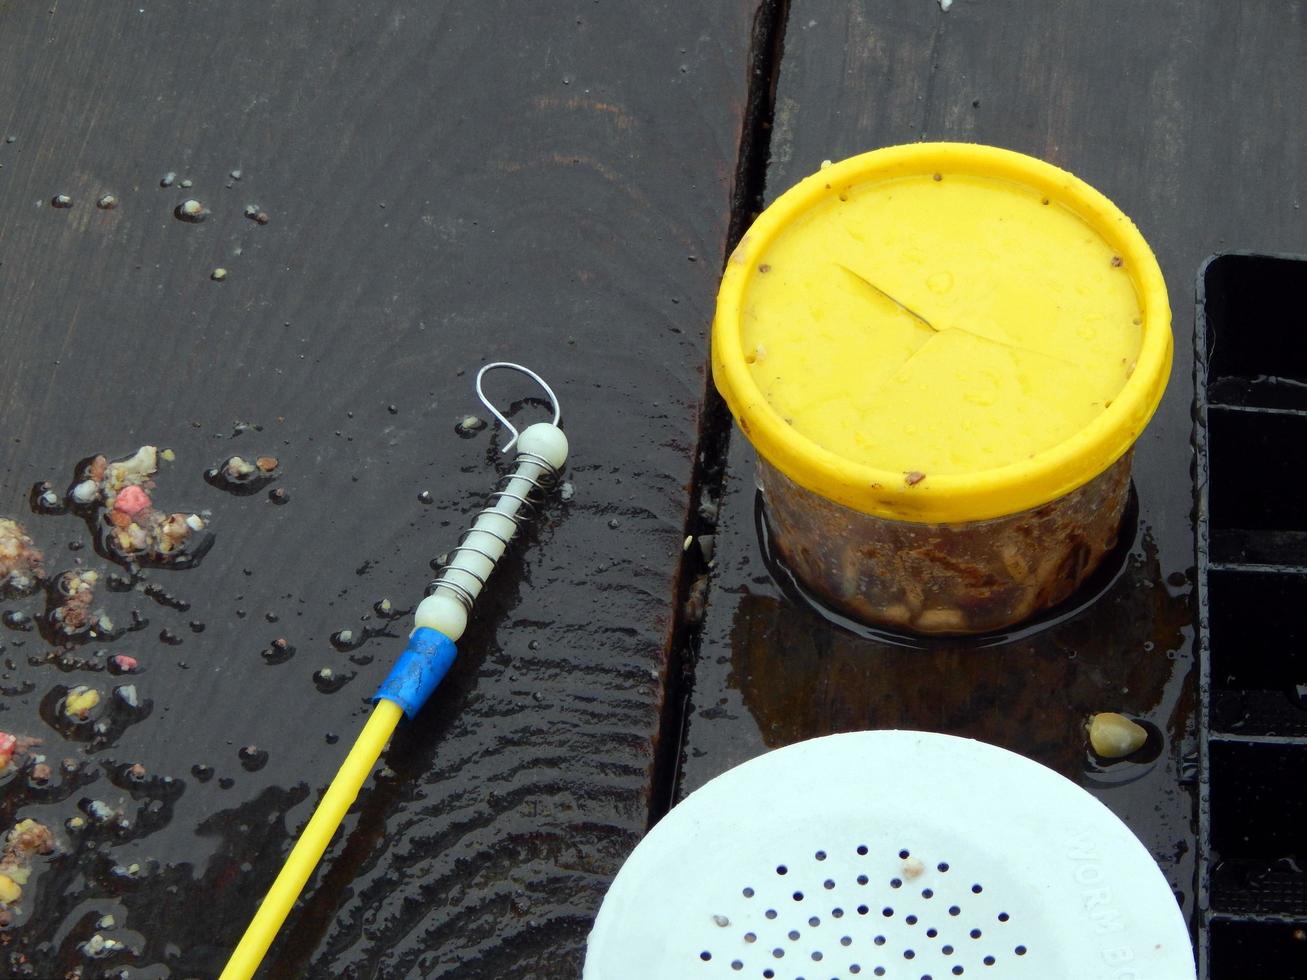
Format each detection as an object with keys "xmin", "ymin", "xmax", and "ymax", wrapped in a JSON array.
[{"xmin": 758, "ymin": 454, "xmax": 1133, "ymax": 635}]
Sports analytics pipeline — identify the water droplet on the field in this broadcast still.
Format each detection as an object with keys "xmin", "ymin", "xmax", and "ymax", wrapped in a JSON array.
[
  {"xmin": 387, "ymin": 404, "xmax": 399, "ymax": 415},
  {"xmin": 238, "ymin": 745, "xmax": 268, "ymax": 771},
  {"xmin": 324, "ymin": 732, "xmax": 339, "ymax": 745},
  {"xmin": 218, "ymin": 777, "xmax": 235, "ymax": 789},
  {"xmin": 190, "ymin": 764, "xmax": 214, "ymax": 782}
]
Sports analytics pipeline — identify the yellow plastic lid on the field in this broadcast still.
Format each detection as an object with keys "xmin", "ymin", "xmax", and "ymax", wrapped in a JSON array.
[{"xmin": 712, "ymin": 143, "xmax": 1172, "ymax": 523}]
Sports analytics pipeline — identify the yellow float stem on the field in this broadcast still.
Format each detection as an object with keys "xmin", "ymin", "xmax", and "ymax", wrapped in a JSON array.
[{"xmin": 220, "ymin": 698, "xmax": 405, "ymax": 980}]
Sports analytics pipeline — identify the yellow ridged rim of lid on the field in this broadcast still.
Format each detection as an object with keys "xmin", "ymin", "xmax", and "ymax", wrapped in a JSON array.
[{"xmin": 712, "ymin": 142, "xmax": 1172, "ymax": 523}]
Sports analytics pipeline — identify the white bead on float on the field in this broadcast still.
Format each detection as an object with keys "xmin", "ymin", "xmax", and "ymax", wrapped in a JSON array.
[
  {"xmin": 413, "ymin": 424, "xmax": 567, "ymax": 645},
  {"xmin": 515, "ymin": 422, "xmax": 569, "ymax": 471},
  {"xmin": 414, "ymin": 592, "xmax": 469, "ymax": 642}
]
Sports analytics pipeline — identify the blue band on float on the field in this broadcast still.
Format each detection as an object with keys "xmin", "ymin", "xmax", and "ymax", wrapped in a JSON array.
[{"xmin": 372, "ymin": 627, "xmax": 457, "ymax": 718}]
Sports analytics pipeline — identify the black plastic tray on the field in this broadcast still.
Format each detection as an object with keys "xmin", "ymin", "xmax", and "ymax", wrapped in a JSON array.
[{"xmin": 1197, "ymin": 252, "xmax": 1307, "ymax": 979}]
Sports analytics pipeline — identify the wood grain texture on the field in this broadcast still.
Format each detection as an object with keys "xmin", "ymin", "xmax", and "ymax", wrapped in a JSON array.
[
  {"xmin": 0, "ymin": 1, "xmax": 758, "ymax": 976},
  {"xmin": 680, "ymin": 0, "xmax": 1307, "ymax": 955}
]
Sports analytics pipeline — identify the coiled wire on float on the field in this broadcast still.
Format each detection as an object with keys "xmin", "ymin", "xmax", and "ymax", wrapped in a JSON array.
[
  {"xmin": 429, "ymin": 448, "xmax": 562, "ymax": 612},
  {"xmin": 425, "ymin": 363, "xmax": 565, "ymax": 616}
]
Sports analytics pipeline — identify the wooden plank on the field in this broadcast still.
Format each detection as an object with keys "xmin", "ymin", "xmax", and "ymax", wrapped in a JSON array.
[
  {"xmin": 0, "ymin": 1, "xmax": 759, "ymax": 976},
  {"xmin": 680, "ymin": 0, "xmax": 1307, "ymax": 948}
]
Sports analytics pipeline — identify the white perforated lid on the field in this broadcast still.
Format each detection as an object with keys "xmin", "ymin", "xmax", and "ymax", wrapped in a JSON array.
[{"xmin": 585, "ymin": 731, "xmax": 1194, "ymax": 980}]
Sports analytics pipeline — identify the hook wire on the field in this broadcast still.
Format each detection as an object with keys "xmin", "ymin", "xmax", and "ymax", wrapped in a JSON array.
[{"xmin": 475, "ymin": 362, "xmax": 563, "ymax": 453}]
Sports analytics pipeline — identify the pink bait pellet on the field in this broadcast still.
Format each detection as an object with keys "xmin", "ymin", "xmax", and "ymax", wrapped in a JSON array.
[{"xmin": 113, "ymin": 485, "xmax": 151, "ymax": 516}]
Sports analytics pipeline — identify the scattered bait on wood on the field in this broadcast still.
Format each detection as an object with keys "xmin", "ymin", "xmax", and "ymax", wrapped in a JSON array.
[
  {"xmin": 417, "ymin": 490, "xmax": 433, "ymax": 504},
  {"xmin": 30, "ymin": 481, "xmax": 65, "ymax": 514},
  {"xmin": 313, "ymin": 666, "xmax": 353, "ymax": 693},
  {"xmin": 180, "ymin": 178, "xmax": 192, "ymax": 188},
  {"xmin": 160, "ymin": 172, "xmax": 177, "ymax": 188},
  {"xmin": 68, "ymin": 445, "xmax": 209, "ymax": 567},
  {"xmin": 261, "ymin": 637, "xmax": 294, "ymax": 664},
  {"xmin": 1087, "ymin": 712, "xmax": 1148, "ymax": 758},
  {"xmin": 0, "ymin": 732, "xmax": 37, "ymax": 772},
  {"xmin": 176, "ymin": 199, "xmax": 208, "ymax": 222},
  {"xmin": 109, "ymin": 654, "xmax": 139, "ymax": 674},
  {"xmin": 230, "ymin": 169, "xmax": 242, "ymax": 180},
  {"xmin": 905, "ymin": 471, "xmax": 926, "ymax": 486},
  {"xmin": 63, "ymin": 685, "xmax": 102, "ymax": 720},
  {"xmin": 96, "ymin": 194, "xmax": 118, "ymax": 210},
  {"xmin": 211, "ymin": 267, "xmax": 228, "ymax": 281},
  {"xmin": 0, "ymin": 518, "xmax": 44, "ymax": 597},
  {"xmin": 268, "ymin": 487, "xmax": 289, "ymax": 505},
  {"xmin": 51, "ymin": 194, "xmax": 73, "ymax": 208},
  {"xmin": 455, "ymin": 414, "xmax": 485, "ymax": 437},
  {"xmin": 113, "ymin": 484, "xmax": 151, "ymax": 517},
  {"xmin": 48, "ymin": 569, "xmax": 104, "ymax": 638},
  {"xmin": 115, "ymin": 684, "xmax": 142, "ymax": 710},
  {"xmin": 207, "ymin": 454, "xmax": 280, "ymax": 495},
  {"xmin": 0, "ymin": 817, "xmax": 55, "ymax": 922}
]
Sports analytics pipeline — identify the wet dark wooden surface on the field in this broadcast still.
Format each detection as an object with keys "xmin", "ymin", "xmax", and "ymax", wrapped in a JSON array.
[
  {"xmin": 2, "ymin": 0, "xmax": 1303, "ymax": 978},
  {"xmin": 678, "ymin": 0, "xmax": 1307, "ymax": 968},
  {"xmin": 0, "ymin": 1, "xmax": 758, "ymax": 976}
]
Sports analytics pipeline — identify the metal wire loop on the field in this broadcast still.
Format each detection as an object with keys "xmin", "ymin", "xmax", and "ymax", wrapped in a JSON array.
[{"xmin": 475, "ymin": 362, "xmax": 563, "ymax": 454}]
